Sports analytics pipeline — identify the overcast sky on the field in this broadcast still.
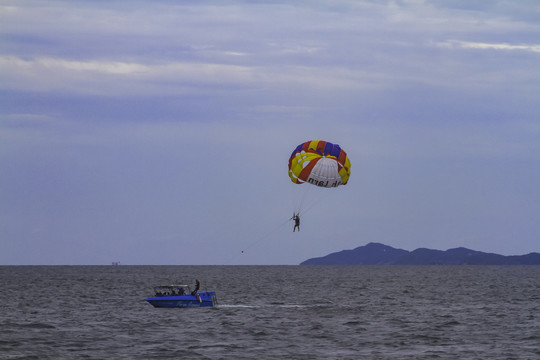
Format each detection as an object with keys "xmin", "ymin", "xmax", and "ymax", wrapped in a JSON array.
[{"xmin": 1, "ymin": 0, "xmax": 539, "ymax": 265}]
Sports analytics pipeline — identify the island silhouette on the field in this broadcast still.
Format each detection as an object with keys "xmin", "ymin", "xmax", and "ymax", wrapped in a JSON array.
[{"xmin": 300, "ymin": 242, "xmax": 540, "ymax": 265}]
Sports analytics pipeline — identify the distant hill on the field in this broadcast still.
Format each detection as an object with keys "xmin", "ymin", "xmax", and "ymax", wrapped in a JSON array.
[{"xmin": 300, "ymin": 242, "xmax": 540, "ymax": 265}]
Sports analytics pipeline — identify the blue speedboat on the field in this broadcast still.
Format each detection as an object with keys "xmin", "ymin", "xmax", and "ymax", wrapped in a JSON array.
[{"xmin": 145, "ymin": 284, "xmax": 217, "ymax": 308}]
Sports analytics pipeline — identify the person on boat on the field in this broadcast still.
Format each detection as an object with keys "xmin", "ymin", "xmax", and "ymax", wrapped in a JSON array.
[
  {"xmin": 191, "ymin": 279, "xmax": 200, "ymax": 296},
  {"xmin": 292, "ymin": 213, "xmax": 300, "ymax": 232}
]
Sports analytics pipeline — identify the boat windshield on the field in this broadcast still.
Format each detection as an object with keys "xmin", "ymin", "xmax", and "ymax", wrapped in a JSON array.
[{"xmin": 152, "ymin": 285, "xmax": 190, "ymax": 296}]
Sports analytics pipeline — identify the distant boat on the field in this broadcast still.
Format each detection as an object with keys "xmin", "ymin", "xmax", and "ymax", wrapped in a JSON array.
[
  {"xmin": 111, "ymin": 262, "xmax": 120, "ymax": 266},
  {"xmin": 145, "ymin": 284, "xmax": 217, "ymax": 308}
]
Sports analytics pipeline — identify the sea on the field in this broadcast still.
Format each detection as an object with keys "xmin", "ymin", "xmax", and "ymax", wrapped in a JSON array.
[{"xmin": 1, "ymin": 265, "xmax": 539, "ymax": 360}]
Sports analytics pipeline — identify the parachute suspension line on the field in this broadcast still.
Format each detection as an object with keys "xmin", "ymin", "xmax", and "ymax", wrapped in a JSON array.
[
  {"xmin": 295, "ymin": 187, "xmax": 333, "ymax": 218},
  {"xmin": 292, "ymin": 182, "xmax": 312, "ymax": 216},
  {"xmin": 298, "ymin": 191, "xmax": 325, "ymax": 217}
]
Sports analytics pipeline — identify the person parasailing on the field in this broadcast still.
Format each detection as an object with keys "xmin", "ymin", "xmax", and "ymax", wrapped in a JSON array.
[{"xmin": 292, "ymin": 213, "xmax": 300, "ymax": 232}]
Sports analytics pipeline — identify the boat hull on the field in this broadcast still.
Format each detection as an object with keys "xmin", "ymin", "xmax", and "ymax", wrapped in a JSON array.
[{"xmin": 146, "ymin": 291, "xmax": 216, "ymax": 308}]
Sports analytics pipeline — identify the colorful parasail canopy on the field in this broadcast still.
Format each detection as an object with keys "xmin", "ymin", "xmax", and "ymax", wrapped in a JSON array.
[{"xmin": 288, "ymin": 140, "xmax": 351, "ymax": 188}]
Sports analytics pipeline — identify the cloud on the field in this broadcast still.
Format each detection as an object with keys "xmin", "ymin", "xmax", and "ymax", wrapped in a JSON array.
[
  {"xmin": 439, "ymin": 40, "xmax": 540, "ymax": 53},
  {"xmin": 0, "ymin": 55, "xmax": 383, "ymax": 97}
]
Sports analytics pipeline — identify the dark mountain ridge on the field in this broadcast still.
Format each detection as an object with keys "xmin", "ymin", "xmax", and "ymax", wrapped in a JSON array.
[{"xmin": 300, "ymin": 242, "xmax": 540, "ymax": 265}]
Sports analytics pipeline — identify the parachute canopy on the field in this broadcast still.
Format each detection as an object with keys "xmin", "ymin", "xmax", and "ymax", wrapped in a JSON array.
[{"xmin": 288, "ymin": 140, "xmax": 351, "ymax": 188}]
